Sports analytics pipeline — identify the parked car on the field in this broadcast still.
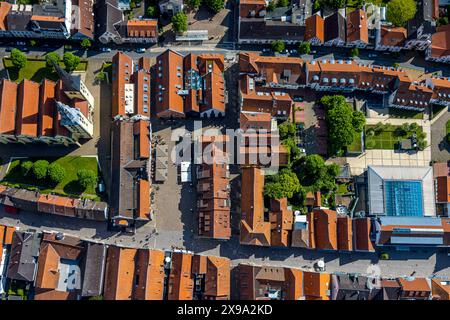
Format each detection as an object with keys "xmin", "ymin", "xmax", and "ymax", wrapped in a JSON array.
[
  {"xmin": 136, "ymin": 48, "xmax": 146, "ymax": 53},
  {"xmin": 290, "ymin": 49, "xmax": 298, "ymax": 55},
  {"xmin": 293, "ymin": 95, "xmax": 303, "ymax": 102},
  {"xmin": 100, "ymin": 47, "xmax": 111, "ymax": 52},
  {"xmin": 262, "ymin": 48, "xmax": 270, "ymax": 53},
  {"xmin": 368, "ymin": 53, "xmax": 377, "ymax": 58},
  {"xmin": 310, "ymin": 50, "xmax": 317, "ymax": 54}
]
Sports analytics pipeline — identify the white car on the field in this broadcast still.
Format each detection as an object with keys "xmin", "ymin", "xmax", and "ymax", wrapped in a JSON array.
[
  {"xmin": 100, "ymin": 47, "xmax": 111, "ymax": 52},
  {"xmin": 136, "ymin": 48, "xmax": 146, "ymax": 53}
]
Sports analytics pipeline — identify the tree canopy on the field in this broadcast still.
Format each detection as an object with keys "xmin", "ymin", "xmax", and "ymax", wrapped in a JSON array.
[
  {"xmin": 63, "ymin": 52, "xmax": 81, "ymax": 73},
  {"xmin": 204, "ymin": 0, "xmax": 225, "ymax": 13},
  {"xmin": 81, "ymin": 39, "xmax": 92, "ymax": 49},
  {"xmin": 48, "ymin": 163, "xmax": 66, "ymax": 184},
  {"xmin": 172, "ymin": 12, "xmax": 188, "ymax": 32},
  {"xmin": 320, "ymin": 95, "xmax": 365, "ymax": 154},
  {"xmin": 299, "ymin": 42, "xmax": 311, "ymax": 55},
  {"xmin": 264, "ymin": 169, "xmax": 301, "ymax": 199},
  {"xmin": 187, "ymin": 0, "xmax": 201, "ymax": 9},
  {"xmin": 77, "ymin": 169, "xmax": 97, "ymax": 189},
  {"xmin": 20, "ymin": 161, "xmax": 33, "ymax": 176},
  {"xmin": 295, "ymin": 154, "xmax": 339, "ymax": 192},
  {"xmin": 147, "ymin": 5, "xmax": 158, "ymax": 17},
  {"xmin": 350, "ymin": 47, "xmax": 359, "ymax": 57},
  {"xmin": 45, "ymin": 52, "xmax": 60, "ymax": 69},
  {"xmin": 11, "ymin": 48, "xmax": 27, "ymax": 70},
  {"xmin": 386, "ymin": 0, "xmax": 417, "ymax": 27},
  {"xmin": 271, "ymin": 40, "xmax": 285, "ymax": 53},
  {"xmin": 32, "ymin": 160, "xmax": 49, "ymax": 180},
  {"xmin": 277, "ymin": 0, "xmax": 289, "ymax": 7}
]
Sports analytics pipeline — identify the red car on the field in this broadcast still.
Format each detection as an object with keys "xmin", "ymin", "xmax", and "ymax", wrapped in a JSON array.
[{"xmin": 4, "ymin": 206, "xmax": 19, "ymax": 214}]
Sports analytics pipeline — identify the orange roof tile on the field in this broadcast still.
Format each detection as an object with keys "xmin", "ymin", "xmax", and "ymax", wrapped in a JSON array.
[
  {"xmin": 35, "ymin": 243, "xmax": 60, "ymax": 290},
  {"xmin": 103, "ymin": 246, "xmax": 137, "ymax": 300},
  {"xmin": 38, "ymin": 79, "xmax": 56, "ymax": 137},
  {"xmin": 437, "ymin": 176, "xmax": 450, "ymax": 203},
  {"xmin": 137, "ymin": 179, "xmax": 150, "ymax": 220},
  {"xmin": 353, "ymin": 218, "xmax": 375, "ymax": 252},
  {"xmin": 346, "ymin": 9, "xmax": 368, "ymax": 44},
  {"xmin": 0, "ymin": 79, "xmax": 18, "ymax": 135},
  {"xmin": 16, "ymin": 80, "xmax": 40, "ymax": 137},
  {"xmin": 303, "ymin": 271, "xmax": 330, "ymax": 300},
  {"xmin": 305, "ymin": 14, "xmax": 324, "ymax": 43},
  {"xmin": 430, "ymin": 24, "xmax": 450, "ymax": 58},
  {"xmin": 4, "ymin": 226, "xmax": 15, "ymax": 245},
  {"xmin": 0, "ymin": 1, "xmax": 11, "ymax": 31},
  {"xmin": 168, "ymin": 252, "xmax": 194, "ymax": 300},
  {"xmin": 112, "ymin": 52, "xmax": 133, "ymax": 117},
  {"xmin": 134, "ymin": 249, "xmax": 165, "ymax": 300},
  {"xmin": 431, "ymin": 278, "xmax": 450, "ymax": 300},
  {"xmin": 308, "ymin": 209, "xmax": 338, "ymax": 250},
  {"xmin": 337, "ymin": 216, "xmax": 353, "ymax": 251},
  {"xmin": 380, "ymin": 26, "xmax": 407, "ymax": 47},
  {"xmin": 240, "ymin": 167, "xmax": 271, "ymax": 246}
]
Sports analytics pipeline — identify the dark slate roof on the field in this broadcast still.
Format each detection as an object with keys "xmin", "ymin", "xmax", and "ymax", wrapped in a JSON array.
[
  {"xmin": 110, "ymin": 120, "xmax": 148, "ymax": 221},
  {"xmin": 6, "ymin": 11, "xmax": 32, "ymax": 31},
  {"xmin": 81, "ymin": 242, "xmax": 107, "ymax": 297},
  {"xmin": 239, "ymin": 18, "xmax": 305, "ymax": 41},
  {"xmin": 95, "ymin": 0, "xmax": 123, "ymax": 39},
  {"xmin": 331, "ymin": 274, "xmax": 372, "ymax": 300},
  {"xmin": 406, "ymin": 0, "xmax": 435, "ymax": 39},
  {"xmin": 324, "ymin": 11, "xmax": 346, "ymax": 42},
  {"xmin": 6, "ymin": 231, "xmax": 41, "ymax": 282},
  {"xmin": 265, "ymin": 7, "xmax": 292, "ymax": 20}
]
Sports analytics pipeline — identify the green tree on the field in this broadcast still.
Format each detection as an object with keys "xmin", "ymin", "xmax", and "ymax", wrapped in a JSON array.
[
  {"xmin": 387, "ymin": 0, "xmax": 417, "ymax": 27},
  {"xmin": 172, "ymin": 12, "xmax": 188, "ymax": 33},
  {"xmin": 30, "ymin": 40, "xmax": 37, "ymax": 46},
  {"xmin": 45, "ymin": 52, "xmax": 60, "ymax": 69},
  {"xmin": 298, "ymin": 41, "xmax": 311, "ymax": 55},
  {"xmin": 277, "ymin": 0, "xmax": 289, "ymax": 7},
  {"xmin": 321, "ymin": 95, "xmax": 357, "ymax": 154},
  {"xmin": 313, "ymin": 0, "xmax": 320, "ymax": 11},
  {"xmin": 295, "ymin": 154, "xmax": 339, "ymax": 192},
  {"xmin": 438, "ymin": 16, "xmax": 449, "ymax": 26},
  {"xmin": 267, "ymin": 1, "xmax": 276, "ymax": 11},
  {"xmin": 188, "ymin": 0, "xmax": 201, "ymax": 9},
  {"xmin": 77, "ymin": 169, "xmax": 97, "ymax": 189},
  {"xmin": 32, "ymin": 160, "xmax": 49, "ymax": 180},
  {"xmin": 271, "ymin": 40, "xmax": 285, "ymax": 53},
  {"xmin": 20, "ymin": 161, "xmax": 33, "ymax": 176},
  {"xmin": 63, "ymin": 52, "xmax": 81, "ymax": 73},
  {"xmin": 10, "ymin": 48, "xmax": 27, "ymax": 70},
  {"xmin": 350, "ymin": 47, "xmax": 359, "ymax": 57},
  {"xmin": 147, "ymin": 5, "xmax": 158, "ymax": 17},
  {"xmin": 48, "ymin": 163, "xmax": 66, "ymax": 184},
  {"xmin": 81, "ymin": 39, "xmax": 92, "ymax": 50},
  {"xmin": 352, "ymin": 110, "xmax": 366, "ymax": 132},
  {"xmin": 204, "ymin": 0, "xmax": 225, "ymax": 13},
  {"xmin": 278, "ymin": 121, "xmax": 297, "ymax": 140},
  {"xmin": 325, "ymin": 0, "xmax": 346, "ymax": 8},
  {"xmin": 264, "ymin": 169, "xmax": 301, "ymax": 199}
]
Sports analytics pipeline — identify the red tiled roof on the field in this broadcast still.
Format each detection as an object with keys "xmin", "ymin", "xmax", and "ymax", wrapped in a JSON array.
[
  {"xmin": 380, "ymin": 26, "xmax": 407, "ymax": 47},
  {"xmin": 126, "ymin": 19, "xmax": 158, "ymax": 38},
  {"xmin": 168, "ymin": 252, "xmax": 194, "ymax": 300},
  {"xmin": 308, "ymin": 209, "xmax": 338, "ymax": 250},
  {"xmin": 103, "ymin": 246, "xmax": 137, "ymax": 300},
  {"xmin": 38, "ymin": 79, "xmax": 56, "ymax": 137},
  {"xmin": 346, "ymin": 9, "xmax": 368, "ymax": 44},
  {"xmin": 0, "ymin": 79, "xmax": 18, "ymax": 135},
  {"xmin": 430, "ymin": 25, "xmax": 450, "ymax": 58},
  {"xmin": 16, "ymin": 80, "xmax": 40, "ymax": 137},
  {"xmin": 134, "ymin": 249, "xmax": 165, "ymax": 300},
  {"xmin": 305, "ymin": 14, "xmax": 324, "ymax": 43},
  {"xmin": 112, "ymin": 52, "xmax": 133, "ymax": 117}
]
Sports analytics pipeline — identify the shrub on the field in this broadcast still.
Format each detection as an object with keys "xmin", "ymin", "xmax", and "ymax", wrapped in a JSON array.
[
  {"xmin": 63, "ymin": 52, "xmax": 81, "ymax": 73},
  {"xmin": 172, "ymin": 12, "xmax": 188, "ymax": 33},
  {"xmin": 365, "ymin": 138, "xmax": 376, "ymax": 149},
  {"xmin": 32, "ymin": 160, "xmax": 49, "ymax": 180},
  {"xmin": 45, "ymin": 52, "xmax": 60, "ymax": 69},
  {"xmin": 48, "ymin": 163, "xmax": 66, "ymax": 184},
  {"xmin": 20, "ymin": 161, "xmax": 33, "ymax": 176},
  {"xmin": 380, "ymin": 252, "xmax": 390, "ymax": 260},
  {"xmin": 77, "ymin": 169, "xmax": 97, "ymax": 189},
  {"xmin": 271, "ymin": 40, "xmax": 285, "ymax": 53}
]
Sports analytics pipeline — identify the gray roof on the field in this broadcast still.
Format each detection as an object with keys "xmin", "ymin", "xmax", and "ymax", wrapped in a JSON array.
[
  {"xmin": 367, "ymin": 165, "xmax": 435, "ymax": 216},
  {"xmin": 331, "ymin": 274, "xmax": 371, "ymax": 300},
  {"xmin": 81, "ymin": 242, "xmax": 107, "ymax": 297},
  {"xmin": 6, "ymin": 231, "xmax": 41, "ymax": 282},
  {"xmin": 239, "ymin": 18, "xmax": 305, "ymax": 41},
  {"xmin": 324, "ymin": 11, "xmax": 346, "ymax": 42},
  {"xmin": 95, "ymin": 0, "xmax": 123, "ymax": 39}
]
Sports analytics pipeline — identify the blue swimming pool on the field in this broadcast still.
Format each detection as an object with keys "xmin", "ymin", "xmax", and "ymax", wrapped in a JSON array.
[{"xmin": 384, "ymin": 180, "xmax": 424, "ymax": 216}]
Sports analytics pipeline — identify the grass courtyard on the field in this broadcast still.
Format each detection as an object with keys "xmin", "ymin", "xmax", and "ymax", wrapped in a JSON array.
[
  {"xmin": 364, "ymin": 123, "xmax": 425, "ymax": 150},
  {"xmin": 3, "ymin": 58, "xmax": 88, "ymax": 83},
  {"xmin": 1, "ymin": 156, "xmax": 101, "ymax": 200}
]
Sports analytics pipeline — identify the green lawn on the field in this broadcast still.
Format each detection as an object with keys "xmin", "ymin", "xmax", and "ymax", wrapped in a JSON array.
[
  {"xmin": 388, "ymin": 108, "xmax": 423, "ymax": 120},
  {"xmin": 365, "ymin": 124, "xmax": 424, "ymax": 150},
  {"xmin": 1, "ymin": 156, "xmax": 101, "ymax": 200},
  {"xmin": 446, "ymin": 119, "xmax": 450, "ymax": 142},
  {"xmin": 3, "ymin": 58, "xmax": 88, "ymax": 83},
  {"xmin": 347, "ymin": 131, "xmax": 363, "ymax": 153}
]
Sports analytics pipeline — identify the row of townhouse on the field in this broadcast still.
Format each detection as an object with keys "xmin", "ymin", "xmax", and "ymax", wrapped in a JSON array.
[
  {"xmin": 0, "ymin": 0, "xmax": 158, "ymax": 44},
  {"xmin": 2, "ymin": 225, "xmax": 449, "ymax": 300},
  {"xmin": 109, "ymin": 52, "xmax": 156, "ymax": 231},
  {"xmin": 0, "ymin": 68, "xmax": 94, "ymax": 145},
  {"xmin": 0, "ymin": 227, "xmax": 231, "ymax": 300},
  {"xmin": 154, "ymin": 49, "xmax": 226, "ymax": 118},
  {"xmin": 239, "ymin": 163, "xmax": 450, "ymax": 251},
  {"xmin": 0, "ymin": 185, "xmax": 108, "ymax": 221},
  {"xmin": 95, "ymin": 0, "xmax": 158, "ymax": 45},
  {"xmin": 238, "ymin": 0, "xmax": 445, "ymax": 56},
  {"xmin": 238, "ymin": 52, "xmax": 450, "ymax": 116},
  {"xmin": 0, "ymin": 0, "xmax": 94, "ymax": 41},
  {"xmin": 233, "ymin": 262, "xmax": 450, "ymax": 300}
]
